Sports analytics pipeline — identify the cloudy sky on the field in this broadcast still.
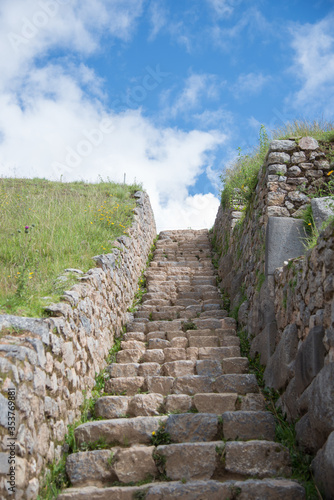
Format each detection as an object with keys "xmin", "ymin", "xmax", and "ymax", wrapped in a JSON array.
[{"xmin": 0, "ymin": 0, "xmax": 333, "ymax": 231}]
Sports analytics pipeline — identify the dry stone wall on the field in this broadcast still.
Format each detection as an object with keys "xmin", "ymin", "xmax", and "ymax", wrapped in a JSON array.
[
  {"xmin": 0, "ymin": 191, "xmax": 156, "ymax": 499},
  {"xmin": 213, "ymin": 137, "xmax": 334, "ymax": 499}
]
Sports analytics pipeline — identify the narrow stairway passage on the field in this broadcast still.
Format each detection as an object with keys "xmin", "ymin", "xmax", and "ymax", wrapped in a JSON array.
[{"xmin": 58, "ymin": 229, "xmax": 306, "ymax": 500}]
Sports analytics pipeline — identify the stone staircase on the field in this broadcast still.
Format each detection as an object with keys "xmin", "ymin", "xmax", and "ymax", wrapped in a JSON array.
[{"xmin": 58, "ymin": 230, "xmax": 306, "ymax": 500}]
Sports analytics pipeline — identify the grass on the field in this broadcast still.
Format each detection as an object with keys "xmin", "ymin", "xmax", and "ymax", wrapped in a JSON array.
[
  {"xmin": 0, "ymin": 177, "xmax": 141, "ymax": 317},
  {"xmin": 220, "ymin": 119, "xmax": 334, "ymax": 212}
]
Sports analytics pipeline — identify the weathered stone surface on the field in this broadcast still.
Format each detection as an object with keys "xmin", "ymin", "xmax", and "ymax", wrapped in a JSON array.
[
  {"xmin": 269, "ymin": 140, "xmax": 296, "ymax": 152},
  {"xmin": 141, "ymin": 349, "xmax": 165, "ymax": 364},
  {"xmin": 128, "ymin": 393, "xmax": 164, "ymax": 417},
  {"xmin": 312, "ymin": 431, "xmax": 334, "ymax": 500},
  {"xmin": 146, "ymin": 376, "xmax": 174, "ymax": 395},
  {"xmin": 173, "ymin": 375, "xmax": 213, "ymax": 395},
  {"xmin": 198, "ymin": 346, "xmax": 240, "ymax": 360},
  {"xmin": 295, "ymin": 413, "xmax": 323, "ymax": 453},
  {"xmin": 156, "ymin": 442, "xmax": 220, "ymax": 480},
  {"xmin": 235, "ymin": 479, "xmax": 306, "ymax": 499},
  {"xmin": 108, "ymin": 363, "xmax": 139, "ymax": 378},
  {"xmin": 95, "ymin": 396, "xmax": 129, "ymax": 419},
  {"xmin": 294, "ymin": 325, "xmax": 326, "ymax": 395},
  {"xmin": 114, "ymin": 446, "xmax": 157, "ymax": 483},
  {"xmin": 308, "ymin": 363, "xmax": 334, "ymax": 448},
  {"xmin": 164, "ymin": 348, "xmax": 186, "ymax": 362},
  {"xmin": 162, "ymin": 360, "xmax": 195, "ymax": 377},
  {"xmin": 299, "ymin": 136, "xmax": 319, "ymax": 150},
  {"xmin": 165, "ymin": 413, "xmax": 218, "ymax": 442},
  {"xmin": 196, "ymin": 359, "xmax": 223, "ymax": 377},
  {"xmin": 311, "ymin": 197, "xmax": 334, "ymax": 231},
  {"xmin": 75, "ymin": 416, "xmax": 167, "ymax": 446},
  {"xmin": 116, "ymin": 349, "xmax": 143, "ymax": 363},
  {"xmin": 189, "ymin": 336, "xmax": 219, "ymax": 348},
  {"xmin": 222, "ymin": 411, "xmax": 276, "ymax": 441},
  {"xmin": 170, "ymin": 337, "xmax": 188, "ymax": 348},
  {"xmin": 138, "ymin": 363, "xmax": 161, "ymax": 377},
  {"xmin": 265, "ymin": 218, "xmax": 307, "ymax": 275},
  {"xmin": 240, "ymin": 393, "xmax": 266, "ymax": 411},
  {"xmin": 264, "ymin": 324, "xmax": 299, "ymax": 390},
  {"xmin": 225, "ymin": 441, "xmax": 291, "ymax": 477},
  {"xmin": 165, "ymin": 394, "xmax": 192, "ymax": 413},
  {"xmin": 105, "ymin": 377, "xmax": 145, "ymax": 396},
  {"xmin": 146, "ymin": 481, "xmax": 236, "ymax": 500},
  {"xmin": 267, "ymin": 152, "xmax": 290, "ymax": 165},
  {"xmin": 66, "ymin": 450, "xmax": 116, "ymax": 486},
  {"xmin": 194, "ymin": 393, "xmax": 237, "ymax": 413},
  {"xmin": 222, "ymin": 357, "xmax": 249, "ymax": 374},
  {"xmin": 214, "ymin": 374, "xmax": 259, "ymax": 394}
]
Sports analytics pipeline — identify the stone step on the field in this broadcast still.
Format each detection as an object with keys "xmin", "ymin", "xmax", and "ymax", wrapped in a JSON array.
[
  {"xmin": 65, "ymin": 438, "xmax": 291, "ymax": 487},
  {"xmin": 58, "ymin": 479, "xmax": 306, "ymax": 499}
]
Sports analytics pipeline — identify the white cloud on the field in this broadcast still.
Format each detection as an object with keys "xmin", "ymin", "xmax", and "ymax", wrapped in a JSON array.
[
  {"xmin": 148, "ymin": 0, "xmax": 168, "ymax": 40},
  {"xmin": 206, "ymin": 0, "xmax": 236, "ymax": 18},
  {"xmin": 289, "ymin": 14, "xmax": 334, "ymax": 114},
  {"xmin": 163, "ymin": 73, "xmax": 222, "ymax": 118},
  {"xmin": 232, "ymin": 72, "xmax": 270, "ymax": 96},
  {"xmin": 0, "ymin": 0, "xmax": 225, "ymax": 232}
]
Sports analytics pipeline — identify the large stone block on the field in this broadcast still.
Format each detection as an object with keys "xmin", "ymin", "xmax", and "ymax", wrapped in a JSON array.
[
  {"xmin": 165, "ymin": 413, "xmax": 218, "ymax": 442},
  {"xmin": 265, "ymin": 217, "xmax": 307, "ymax": 275},
  {"xmin": 221, "ymin": 411, "xmax": 276, "ymax": 441},
  {"xmin": 312, "ymin": 431, "xmax": 334, "ymax": 500},
  {"xmin": 66, "ymin": 450, "xmax": 116, "ymax": 487},
  {"xmin": 311, "ymin": 197, "xmax": 334, "ymax": 232},
  {"xmin": 264, "ymin": 324, "xmax": 299, "ymax": 390},
  {"xmin": 294, "ymin": 325, "xmax": 326, "ymax": 396},
  {"xmin": 113, "ymin": 446, "xmax": 157, "ymax": 483},
  {"xmin": 308, "ymin": 363, "xmax": 334, "ymax": 449}
]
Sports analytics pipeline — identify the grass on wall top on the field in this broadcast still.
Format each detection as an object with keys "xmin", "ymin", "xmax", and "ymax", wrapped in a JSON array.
[
  {"xmin": 220, "ymin": 119, "xmax": 334, "ymax": 210},
  {"xmin": 0, "ymin": 177, "xmax": 142, "ymax": 318}
]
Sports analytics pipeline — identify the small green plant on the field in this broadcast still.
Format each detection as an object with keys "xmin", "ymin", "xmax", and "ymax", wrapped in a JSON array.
[
  {"xmin": 256, "ymin": 273, "xmax": 266, "ymax": 292},
  {"xmin": 134, "ymin": 491, "xmax": 148, "ymax": 500},
  {"xmin": 151, "ymin": 422, "xmax": 172, "ymax": 446},
  {"xmin": 181, "ymin": 321, "xmax": 197, "ymax": 332}
]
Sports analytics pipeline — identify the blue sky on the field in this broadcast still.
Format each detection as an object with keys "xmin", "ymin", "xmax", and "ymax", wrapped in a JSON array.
[{"xmin": 0, "ymin": 0, "xmax": 333, "ymax": 231}]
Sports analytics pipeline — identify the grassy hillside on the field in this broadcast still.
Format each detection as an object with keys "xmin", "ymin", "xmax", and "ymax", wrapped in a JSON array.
[{"xmin": 0, "ymin": 178, "xmax": 141, "ymax": 317}]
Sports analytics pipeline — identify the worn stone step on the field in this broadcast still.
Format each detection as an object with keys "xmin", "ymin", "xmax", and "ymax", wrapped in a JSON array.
[
  {"xmin": 147, "ymin": 338, "xmax": 171, "ymax": 349},
  {"xmin": 213, "ymin": 374, "xmax": 259, "ymax": 394},
  {"xmin": 221, "ymin": 411, "xmax": 276, "ymax": 441},
  {"xmin": 105, "ymin": 376, "xmax": 145, "ymax": 395},
  {"xmin": 75, "ymin": 416, "xmax": 168, "ymax": 447},
  {"xmin": 162, "ymin": 360, "xmax": 195, "ymax": 377},
  {"xmin": 58, "ymin": 478, "xmax": 306, "ymax": 499},
  {"xmin": 122, "ymin": 332, "xmax": 145, "ymax": 342},
  {"xmin": 120, "ymin": 340, "xmax": 146, "ymax": 351},
  {"xmin": 116, "ymin": 349, "xmax": 143, "ymax": 363},
  {"xmin": 193, "ymin": 393, "xmax": 237, "ymax": 413},
  {"xmin": 200, "ymin": 310, "xmax": 228, "ymax": 319},
  {"xmin": 189, "ymin": 336, "xmax": 219, "ymax": 348},
  {"xmin": 222, "ymin": 357, "xmax": 249, "ymax": 374},
  {"xmin": 225, "ymin": 440, "xmax": 292, "ymax": 478},
  {"xmin": 198, "ymin": 346, "xmax": 240, "ymax": 360}
]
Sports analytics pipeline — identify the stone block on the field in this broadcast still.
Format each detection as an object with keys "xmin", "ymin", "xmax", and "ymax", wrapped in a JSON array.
[
  {"xmin": 265, "ymin": 217, "xmax": 307, "ymax": 275},
  {"xmin": 114, "ymin": 446, "xmax": 157, "ymax": 483},
  {"xmin": 308, "ymin": 363, "xmax": 334, "ymax": 449},
  {"xmin": 165, "ymin": 413, "xmax": 218, "ymax": 442},
  {"xmin": 141, "ymin": 349, "xmax": 165, "ymax": 364},
  {"xmin": 312, "ymin": 431, "xmax": 334, "ymax": 500},
  {"xmin": 162, "ymin": 361, "xmax": 195, "ymax": 377},
  {"xmin": 311, "ymin": 197, "xmax": 334, "ymax": 232},
  {"xmin": 240, "ymin": 393, "xmax": 266, "ymax": 411},
  {"xmin": 198, "ymin": 346, "xmax": 240, "ymax": 360},
  {"xmin": 108, "ymin": 363, "xmax": 139, "ymax": 378},
  {"xmin": 165, "ymin": 394, "xmax": 192, "ymax": 413},
  {"xmin": 128, "ymin": 393, "xmax": 164, "ymax": 417},
  {"xmin": 95, "ymin": 396, "xmax": 129, "ymax": 419},
  {"xmin": 189, "ymin": 336, "xmax": 219, "ymax": 348},
  {"xmin": 105, "ymin": 377, "xmax": 145, "ymax": 396},
  {"xmin": 156, "ymin": 442, "xmax": 220, "ymax": 480},
  {"xmin": 222, "ymin": 411, "xmax": 276, "ymax": 441},
  {"xmin": 66, "ymin": 450, "xmax": 116, "ymax": 487},
  {"xmin": 222, "ymin": 357, "xmax": 249, "ymax": 374},
  {"xmin": 214, "ymin": 374, "xmax": 259, "ymax": 394},
  {"xmin": 264, "ymin": 324, "xmax": 299, "ymax": 390},
  {"xmin": 299, "ymin": 136, "xmax": 319, "ymax": 150},
  {"xmin": 172, "ymin": 375, "xmax": 213, "ymax": 395},
  {"xmin": 75, "ymin": 416, "xmax": 167, "ymax": 447},
  {"xmin": 194, "ymin": 393, "xmax": 237, "ymax": 413},
  {"xmin": 294, "ymin": 325, "xmax": 326, "ymax": 395},
  {"xmin": 225, "ymin": 441, "xmax": 291, "ymax": 478},
  {"xmin": 116, "ymin": 349, "xmax": 143, "ymax": 363},
  {"xmin": 146, "ymin": 376, "xmax": 174, "ymax": 395},
  {"xmin": 196, "ymin": 360, "xmax": 223, "ymax": 377},
  {"xmin": 138, "ymin": 363, "xmax": 161, "ymax": 377},
  {"xmin": 164, "ymin": 348, "xmax": 186, "ymax": 362},
  {"xmin": 170, "ymin": 337, "xmax": 188, "ymax": 348},
  {"xmin": 269, "ymin": 140, "xmax": 296, "ymax": 152}
]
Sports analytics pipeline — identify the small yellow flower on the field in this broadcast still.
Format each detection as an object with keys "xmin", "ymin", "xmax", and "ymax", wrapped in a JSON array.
[
  {"xmin": 90, "ymin": 222, "xmax": 93, "ymax": 224},
  {"xmin": 327, "ymin": 170, "xmax": 333, "ymax": 176},
  {"xmin": 308, "ymin": 223, "xmax": 312, "ymax": 225},
  {"xmin": 152, "ymin": 431, "xmax": 155, "ymax": 435}
]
